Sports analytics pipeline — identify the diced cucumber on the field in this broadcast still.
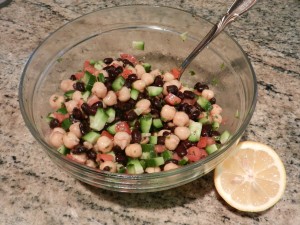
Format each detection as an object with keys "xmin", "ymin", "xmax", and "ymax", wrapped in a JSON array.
[
  {"xmin": 197, "ymin": 96, "xmax": 212, "ymax": 111},
  {"xmin": 98, "ymin": 73, "xmax": 106, "ymax": 83},
  {"xmin": 220, "ymin": 130, "xmax": 231, "ymax": 144},
  {"xmin": 142, "ymin": 63, "xmax": 151, "ymax": 72},
  {"xmin": 82, "ymin": 71, "xmax": 96, "ymax": 91},
  {"xmin": 178, "ymin": 156, "xmax": 189, "ymax": 165},
  {"xmin": 117, "ymin": 164, "xmax": 126, "ymax": 173},
  {"xmin": 89, "ymin": 108, "xmax": 108, "ymax": 131},
  {"xmin": 82, "ymin": 90, "xmax": 91, "ymax": 102},
  {"xmin": 89, "ymin": 60, "xmax": 96, "ymax": 65},
  {"xmin": 141, "ymin": 144, "xmax": 154, "ymax": 152},
  {"xmin": 162, "ymin": 150, "xmax": 172, "ymax": 161},
  {"xmin": 152, "ymin": 118, "xmax": 163, "ymax": 129},
  {"xmin": 57, "ymin": 145, "xmax": 70, "ymax": 155},
  {"xmin": 141, "ymin": 152, "xmax": 151, "ymax": 160},
  {"xmin": 149, "ymin": 136, "xmax": 158, "ymax": 144},
  {"xmin": 140, "ymin": 160, "xmax": 146, "ymax": 169},
  {"xmin": 147, "ymin": 86, "xmax": 163, "ymax": 97},
  {"xmin": 112, "ymin": 76, "xmax": 125, "ymax": 91},
  {"xmin": 106, "ymin": 108, "xmax": 116, "ymax": 123},
  {"xmin": 145, "ymin": 157, "xmax": 164, "ymax": 167},
  {"xmin": 140, "ymin": 115, "xmax": 153, "ymax": 133},
  {"xmin": 82, "ymin": 131, "xmax": 100, "ymax": 144},
  {"xmin": 127, "ymin": 159, "xmax": 144, "ymax": 174},
  {"xmin": 205, "ymin": 144, "xmax": 218, "ymax": 154},
  {"xmin": 188, "ymin": 121, "xmax": 202, "ymax": 142},
  {"xmin": 61, "ymin": 118, "xmax": 72, "ymax": 131},
  {"xmin": 56, "ymin": 107, "xmax": 68, "ymax": 115},
  {"xmin": 106, "ymin": 122, "xmax": 117, "ymax": 135},
  {"xmin": 130, "ymin": 89, "xmax": 139, "ymax": 100},
  {"xmin": 64, "ymin": 90, "xmax": 75, "ymax": 99},
  {"xmin": 94, "ymin": 60, "xmax": 105, "ymax": 70},
  {"xmin": 199, "ymin": 117, "xmax": 210, "ymax": 125},
  {"xmin": 212, "ymin": 121, "xmax": 220, "ymax": 131},
  {"xmin": 134, "ymin": 108, "xmax": 143, "ymax": 116},
  {"xmin": 132, "ymin": 41, "xmax": 145, "ymax": 50}
]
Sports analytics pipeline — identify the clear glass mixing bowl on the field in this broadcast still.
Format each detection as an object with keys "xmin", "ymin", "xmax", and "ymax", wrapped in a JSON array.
[{"xmin": 19, "ymin": 5, "xmax": 257, "ymax": 192}]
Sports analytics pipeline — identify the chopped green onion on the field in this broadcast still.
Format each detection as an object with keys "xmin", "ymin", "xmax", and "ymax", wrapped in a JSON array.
[
  {"xmin": 132, "ymin": 41, "xmax": 145, "ymax": 50},
  {"xmin": 189, "ymin": 70, "xmax": 196, "ymax": 76}
]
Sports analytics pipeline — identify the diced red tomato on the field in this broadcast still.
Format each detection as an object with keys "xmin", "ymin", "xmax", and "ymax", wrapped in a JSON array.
[
  {"xmin": 182, "ymin": 98, "xmax": 196, "ymax": 105},
  {"xmin": 165, "ymin": 93, "xmax": 182, "ymax": 105},
  {"xmin": 120, "ymin": 53, "xmax": 138, "ymax": 65},
  {"xmin": 121, "ymin": 68, "xmax": 133, "ymax": 79},
  {"xmin": 186, "ymin": 146, "xmax": 208, "ymax": 162},
  {"xmin": 172, "ymin": 152, "xmax": 182, "ymax": 161},
  {"xmin": 154, "ymin": 145, "xmax": 166, "ymax": 153},
  {"xmin": 97, "ymin": 154, "xmax": 114, "ymax": 162},
  {"xmin": 75, "ymin": 71, "xmax": 84, "ymax": 80},
  {"xmin": 53, "ymin": 112, "xmax": 69, "ymax": 123},
  {"xmin": 170, "ymin": 68, "xmax": 181, "ymax": 79},
  {"xmin": 83, "ymin": 60, "xmax": 100, "ymax": 76},
  {"xmin": 101, "ymin": 130, "xmax": 114, "ymax": 140},
  {"xmin": 115, "ymin": 121, "xmax": 131, "ymax": 134},
  {"xmin": 87, "ymin": 95, "xmax": 100, "ymax": 106},
  {"xmin": 206, "ymin": 137, "xmax": 216, "ymax": 146},
  {"xmin": 197, "ymin": 137, "xmax": 208, "ymax": 149}
]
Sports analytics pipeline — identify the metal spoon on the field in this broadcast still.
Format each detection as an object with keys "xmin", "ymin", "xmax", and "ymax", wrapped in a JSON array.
[{"xmin": 179, "ymin": 0, "xmax": 257, "ymax": 78}]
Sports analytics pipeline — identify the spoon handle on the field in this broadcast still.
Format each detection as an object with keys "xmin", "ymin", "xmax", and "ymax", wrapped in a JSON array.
[{"xmin": 179, "ymin": 0, "xmax": 257, "ymax": 76}]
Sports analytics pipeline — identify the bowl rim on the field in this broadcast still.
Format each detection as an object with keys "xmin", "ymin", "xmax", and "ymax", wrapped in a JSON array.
[{"xmin": 19, "ymin": 4, "xmax": 257, "ymax": 180}]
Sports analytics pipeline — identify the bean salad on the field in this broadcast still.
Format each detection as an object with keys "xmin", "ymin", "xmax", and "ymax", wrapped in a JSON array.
[{"xmin": 46, "ymin": 53, "xmax": 230, "ymax": 174}]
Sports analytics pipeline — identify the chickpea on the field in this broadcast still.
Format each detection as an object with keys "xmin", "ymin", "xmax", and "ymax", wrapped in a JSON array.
[
  {"xmin": 135, "ymin": 64, "xmax": 146, "ymax": 78},
  {"xmin": 173, "ymin": 111, "xmax": 190, "ymax": 127},
  {"xmin": 160, "ymin": 105, "xmax": 176, "ymax": 121},
  {"xmin": 145, "ymin": 167, "xmax": 161, "ymax": 173},
  {"xmin": 202, "ymin": 89, "xmax": 214, "ymax": 100},
  {"xmin": 199, "ymin": 112, "xmax": 213, "ymax": 123},
  {"xmin": 110, "ymin": 60, "xmax": 123, "ymax": 67},
  {"xmin": 140, "ymin": 136, "xmax": 149, "ymax": 144},
  {"xmin": 157, "ymin": 129, "xmax": 171, "ymax": 136},
  {"xmin": 174, "ymin": 127, "xmax": 191, "ymax": 140},
  {"xmin": 114, "ymin": 132, "xmax": 131, "ymax": 150},
  {"xmin": 150, "ymin": 69, "xmax": 161, "ymax": 77},
  {"xmin": 92, "ymin": 82, "xmax": 107, "ymax": 99},
  {"xmin": 163, "ymin": 79, "xmax": 181, "ymax": 95},
  {"xmin": 164, "ymin": 162, "xmax": 179, "ymax": 171},
  {"xmin": 212, "ymin": 114, "xmax": 222, "ymax": 124},
  {"xmin": 125, "ymin": 143, "xmax": 142, "ymax": 158},
  {"xmin": 63, "ymin": 132, "xmax": 80, "ymax": 149},
  {"xmin": 49, "ymin": 127, "xmax": 66, "ymax": 148},
  {"xmin": 163, "ymin": 72, "xmax": 175, "ymax": 82},
  {"xmin": 141, "ymin": 73, "xmax": 154, "ymax": 86},
  {"xmin": 96, "ymin": 136, "xmax": 113, "ymax": 153},
  {"xmin": 60, "ymin": 79, "xmax": 75, "ymax": 92},
  {"xmin": 135, "ymin": 99, "xmax": 151, "ymax": 114},
  {"xmin": 132, "ymin": 80, "xmax": 146, "ymax": 92},
  {"xmin": 83, "ymin": 141, "xmax": 93, "ymax": 150},
  {"xmin": 118, "ymin": 86, "xmax": 131, "ymax": 102},
  {"xmin": 65, "ymin": 100, "xmax": 78, "ymax": 113},
  {"xmin": 49, "ymin": 94, "xmax": 65, "ymax": 110},
  {"xmin": 211, "ymin": 104, "xmax": 223, "ymax": 115},
  {"xmin": 86, "ymin": 159, "xmax": 97, "ymax": 168},
  {"xmin": 72, "ymin": 91, "xmax": 82, "ymax": 102},
  {"xmin": 69, "ymin": 122, "xmax": 82, "ymax": 138},
  {"xmin": 103, "ymin": 90, "xmax": 117, "ymax": 106},
  {"xmin": 165, "ymin": 134, "xmax": 180, "ymax": 151},
  {"xmin": 100, "ymin": 161, "xmax": 117, "ymax": 173},
  {"xmin": 71, "ymin": 153, "xmax": 87, "ymax": 164}
]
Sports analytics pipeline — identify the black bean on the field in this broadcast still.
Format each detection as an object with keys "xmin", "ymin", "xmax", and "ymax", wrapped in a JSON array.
[
  {"xmin": 194, "ymin": 82, "xmax": 209, "ymax": 92},
  {"xmin": 69, "ymin": 74, "xmax": 77, "ymax": 80},
  {"xmin": 49, "ymin": 118, "xmax": 60, "ymax": 129},
  {"xmin": 175, "ymin": 144, "xmax": 187, "ymax": 157},
  {"xmin": 181, "ymin": 140, "xmax": 196, "ymax": 148},
  {"xmin": 115, "ymin": 66, "xmax": 123, "ymax": 75},
  {"xmin": 72, "ymin": 145, "xmax": 88, "ymax": 154},
  {"xmin": 185, "ymin": 105, "xmax": 194, "ymax": 114},
  {"xmin": 167, "ymin": 85, "xmax": 178, "ymax": 95},
  {"xmin": 183, "ymin": 90, "xmax": 196, "ymax": 99},
  {"xmin": 165, "ymin": 159, "xmax": 179, "ymax": 165},
  {"xmin": 137, "ymin": 92, "xmax": 145, "ymax": 101},
  {"xmin": 127, "ymin": 98, "xmax": 137, "ymax": 108},
  {"xmin": 91, "ymin": 101, "xmax": 103, "ymax": 110},
  {"xmin": 118, "ymin": 58, "xmax": 134, "ymax": 67},
  {"xmin": 115, "ymin": 153, "xmax": 128, "ymax": 166},
  {"xmin": 103, "ymin": 166, "xmax": 111, "ymax": 171},
  {"xmin": 125, "ymin": 109, "xmax": 138, "ymax": 121},
  {"xmin": 79, "ymin": 120, "xmax": 90, "ymax": 135},
  {"xmin": 124, "ymin": 79, "xmax": 133, "ymax": 88},
  {"xmin": 177, "ymin": 103, "xmax": 189, "ymax": 112},
  {"xmin": 176, "ymin": 91, "xmax": 185, "ymax": 100},
  {"xmin": 157, "ymin": 136, "xmax": 165, "ymax": 145},
  {"xmin": 103, "ymin": 58, "xmax": 113, "ymax": 64},
  {"xmin": 201, "ymin": 124, "xmax": 213, "ymax": 137},
  {"xmin": 163, "ymin": 131, "xmax": 170, "ymax": 136},
  {"xmin": 133, "ymin": 120, "xmax": 140, "ymax": 130},
  {"xmin": 103, "ymin": 65, "xmax": 118, "ymax": 78},
  {"xmin": 211, "ymin": 131, "xmax": 220, "ymax": 137},
  {"xmin": 73, "ymin": 82, "xmax": 85, "ymax": 92},
  {"xmin": 115, "ymin": 102, "xmax": 132, "ymax": 112},
  {"xmin": 153, "ymin": 76, "xmax": 164, "ymax": 87},
  {"xmin": 72, "ymin": 107, "xmax": 84, "ymax": 120},
  {"xmin": 127, "ymin": 74, "xmax": 138, "ymax": 81},
  {"xmin": 113, "ymin": 145, "xmax": 122, "ymax": 154},
  {"xmin": 210, "ymin": 97, "xmax": 216, "ymax": 104},
  {"xmin": 190, "ymin": 109, "xmax": 201, "ymax": 120},
  {"xmin": 150, "ymin": 109, "xmax": 160, "ymax": 118},
  {"xmin": 151, "ymin": 97, "xmax": 162, "ymax": 109},
  {"xmin": 81, "ymin": 103, "xmax": 92, "ymax": 116},
  {"xmin": 131, "ymin": 129, "xmax": 142, "ymax": 143},
  {"xmin": 86, "ymin": 150, "xmax": 97, "ymax": 160}
]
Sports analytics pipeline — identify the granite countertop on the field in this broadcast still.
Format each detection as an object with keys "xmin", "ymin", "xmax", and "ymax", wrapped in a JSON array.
[{"xmin": 0, "ymin": 0, "xmax": 299, "ymax": 224}]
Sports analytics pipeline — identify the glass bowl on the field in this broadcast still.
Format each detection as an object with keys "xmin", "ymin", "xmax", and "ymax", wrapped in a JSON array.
[{"xmin": 19, "ymin": 5, "xmax": 257, "ymax": 192}]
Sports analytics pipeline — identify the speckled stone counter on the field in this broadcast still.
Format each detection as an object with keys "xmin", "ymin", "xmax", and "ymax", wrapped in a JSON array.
[{"xmin": 0, "ymin": 0, "xmax": 299, "ymax": 224}]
